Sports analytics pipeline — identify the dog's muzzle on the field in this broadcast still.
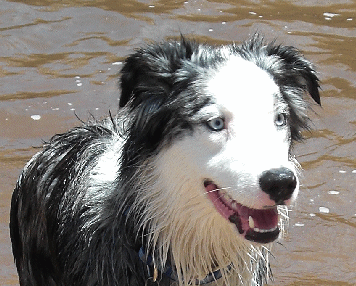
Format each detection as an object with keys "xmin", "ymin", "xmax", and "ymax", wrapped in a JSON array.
[{"xmin": 205, "ymin": 167, "xmax": 297, "ymax": 244}]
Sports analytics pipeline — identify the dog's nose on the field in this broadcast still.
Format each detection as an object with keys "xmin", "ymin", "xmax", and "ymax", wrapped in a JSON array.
[{"xmin": 259, "ymin": 167, "xmax": 297, "ymax": 204}]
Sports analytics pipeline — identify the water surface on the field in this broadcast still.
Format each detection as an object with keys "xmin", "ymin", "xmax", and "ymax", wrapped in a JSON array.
[{"xmin": 1, "ymin": 0, "xmax": 355, "ymax": 285}]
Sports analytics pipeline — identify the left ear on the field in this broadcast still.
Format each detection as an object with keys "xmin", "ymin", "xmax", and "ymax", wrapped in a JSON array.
[{"xmin": 266, "ymin": 44, "xmax": 321, "ymax": 105}]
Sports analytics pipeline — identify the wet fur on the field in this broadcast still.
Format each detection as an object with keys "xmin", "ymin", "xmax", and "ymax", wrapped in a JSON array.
[{"xmin": 10, "ymin": 36, "xmax": 320, "ymax": 286}]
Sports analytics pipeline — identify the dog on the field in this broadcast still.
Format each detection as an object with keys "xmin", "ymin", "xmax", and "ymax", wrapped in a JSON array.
[{"xmin": 10, "ymin": 36, "xmax": 320, "ymax": 286}]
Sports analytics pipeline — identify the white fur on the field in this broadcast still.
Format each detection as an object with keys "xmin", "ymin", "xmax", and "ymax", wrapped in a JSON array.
[{"xmin": 91, "ymin": 137, "xmax": 123, "ymax": 184}]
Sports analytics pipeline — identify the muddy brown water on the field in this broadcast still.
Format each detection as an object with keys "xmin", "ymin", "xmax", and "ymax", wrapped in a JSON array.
[{"xmin": 1, "ymin": 0, "xmax": 355, "ymax": 285}]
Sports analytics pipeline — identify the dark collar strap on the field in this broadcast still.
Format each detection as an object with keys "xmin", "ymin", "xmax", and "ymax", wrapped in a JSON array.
[{"xmin": 138, "ymin": 246, "xmax": 226, "ymax": 285}]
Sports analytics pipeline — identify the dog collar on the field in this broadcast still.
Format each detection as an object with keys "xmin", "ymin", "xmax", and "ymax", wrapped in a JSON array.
[{"xmin": 138, "ymin": 246, "xmax": 226, "ymax": 285}]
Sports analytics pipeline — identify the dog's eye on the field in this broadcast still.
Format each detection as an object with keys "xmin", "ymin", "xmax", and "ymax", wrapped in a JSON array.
[
  {"xmin": 275, "ymin": 113, "xmax": 287, "ymax": 127},
  {"xmin": 207, "ymin": 117, "xmax": 225, "ymax": 131}
]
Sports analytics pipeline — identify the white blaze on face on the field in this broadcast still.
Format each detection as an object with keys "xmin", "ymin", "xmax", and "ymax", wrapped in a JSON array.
[
  {"xmin": 207, "ymin": 56, "xmax": 281, "ymax": 138},
  {"xmin": 205, "ymin": 56, "xmax": 297, "ymax": 207}
]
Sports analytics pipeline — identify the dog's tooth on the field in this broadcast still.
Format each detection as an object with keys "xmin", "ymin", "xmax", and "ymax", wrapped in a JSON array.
[
  {"xmin": 253, "ymin": 226, "xmax": 278, "ymax": 233},
  {"xmin": 248, "ymin": 216, "xmax": 255, "ymax": 229},
  {"xmin": 231, "ymin": 201, "xmax": 238, "ymax": 210}
]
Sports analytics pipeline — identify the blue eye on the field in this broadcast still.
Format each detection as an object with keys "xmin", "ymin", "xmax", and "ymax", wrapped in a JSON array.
[
  {"xmin": 275, "ymin": 113, "xmax": 287, "ymax": 127},
  {"xmin": 207, "ymin": 117, "xmax": 225, "ymax": 131}
]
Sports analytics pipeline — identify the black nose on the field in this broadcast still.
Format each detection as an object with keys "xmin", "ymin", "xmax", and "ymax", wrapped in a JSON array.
[{"xmin": 259, "ymin": 167, "xmax": 297, "ymax": 204}]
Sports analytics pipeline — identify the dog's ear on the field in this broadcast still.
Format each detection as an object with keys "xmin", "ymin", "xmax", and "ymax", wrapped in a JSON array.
[
  {"xmin": 119, "ymin": 52, "xmax": 171, "ymax": 109},
  {"xmin": 266, "ymin": 44, "xmax": 321, "ymax": 105},
  {"xmin": 119, "ymin": 38, "xmax": 196, "ymax": 108}
]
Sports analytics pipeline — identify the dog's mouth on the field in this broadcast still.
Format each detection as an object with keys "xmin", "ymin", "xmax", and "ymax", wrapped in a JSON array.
[{"xmin": 204, "ymin": 181, "xmax": 279, "ymax": 244}]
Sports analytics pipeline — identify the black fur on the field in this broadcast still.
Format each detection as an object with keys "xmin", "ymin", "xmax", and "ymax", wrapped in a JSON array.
[{"xmin": 10, "ymin": 36, "xmax": 320, "ymax": 286}]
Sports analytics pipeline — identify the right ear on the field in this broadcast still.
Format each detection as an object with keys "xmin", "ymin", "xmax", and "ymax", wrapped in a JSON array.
[
  {"xmin": 118, "ymin": 44, "xmax": 173, "ymax": 109},
  {"xmin": 119, "ymin": 52, "xmax": 168, "ymax": 108},
  {"xmin": 119, "ymin": 38, "xmax": 197, "ymax": 108},
  {"xmin": 119, "ymin": 55, "xmax": 139, "ymax": 108}
]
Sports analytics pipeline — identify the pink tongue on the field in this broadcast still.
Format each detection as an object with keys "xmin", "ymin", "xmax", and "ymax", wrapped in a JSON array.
[{"xmin": 205, "ymin": 183, "xmax": 278, "ymax": 232}]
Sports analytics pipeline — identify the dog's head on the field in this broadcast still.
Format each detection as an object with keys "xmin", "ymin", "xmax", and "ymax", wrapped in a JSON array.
[
  {"xmin": 119, "ymin": 36, "xmax": 319, "ymax": 263},
  {"xmin": 119, "ymin": 36, "xmax": 320, "ymax": 283}
]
